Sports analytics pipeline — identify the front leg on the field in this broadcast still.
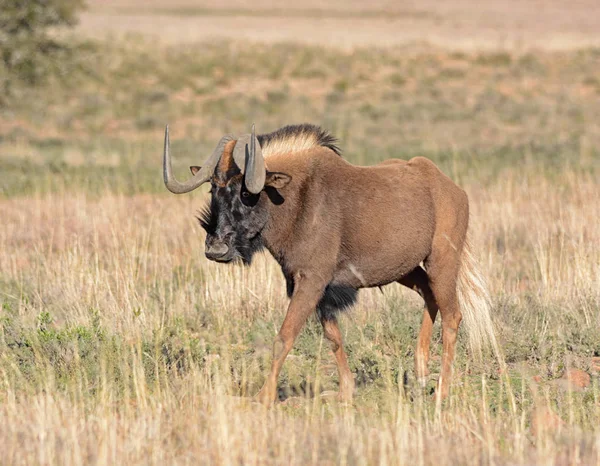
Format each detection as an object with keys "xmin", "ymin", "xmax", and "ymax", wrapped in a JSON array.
[{"xmin": 255, "ymin": 272, "xmax": 328, "ymax": 405}]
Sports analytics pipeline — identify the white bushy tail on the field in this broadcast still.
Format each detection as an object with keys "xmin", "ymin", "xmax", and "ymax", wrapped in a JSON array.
[{"xmin": 457, "ymin": 237, "xmax": 503, "ymax": 363}]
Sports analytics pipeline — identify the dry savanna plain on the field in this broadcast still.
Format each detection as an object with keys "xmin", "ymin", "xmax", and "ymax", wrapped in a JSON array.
[{"xmin": 1, "ymin": 1, "xmax": 600, "ymax": 464}]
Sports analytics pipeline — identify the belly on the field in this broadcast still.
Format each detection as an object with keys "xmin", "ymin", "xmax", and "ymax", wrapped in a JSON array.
[
  {"xmin": 332, "ymin": 224, "xmax": 433, "ymax": 288},
  {"xmin": 332, "ymin": 248, "xmax": 427, "ymax": 288}
]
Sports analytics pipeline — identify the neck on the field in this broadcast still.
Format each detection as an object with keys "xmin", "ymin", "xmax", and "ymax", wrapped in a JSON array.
[
  {"xmin": 260, "ymin": 169, "xmax": 311, "ymax": 268},
  {"xmin": 261, "ymin": 189, "xmax": 299, "ymax": 267}
]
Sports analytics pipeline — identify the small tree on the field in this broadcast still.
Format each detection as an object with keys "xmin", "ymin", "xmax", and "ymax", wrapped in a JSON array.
[{"xmin": 0, "ymin": 0, "xmax": 85, "ymax": 97}]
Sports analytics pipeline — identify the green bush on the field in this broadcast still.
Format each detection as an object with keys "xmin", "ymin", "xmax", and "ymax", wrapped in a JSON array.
[{"xmin": 0, "ymin": 0, "xmax": 85, "ymax": 99}]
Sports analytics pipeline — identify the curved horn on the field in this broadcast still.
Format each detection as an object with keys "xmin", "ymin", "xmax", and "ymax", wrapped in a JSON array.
[
  {"xmin": 244, "ymin": 124, "xmax": 266, "ymax": 194},
  {"xmin": 163, "ymin": 125, "xmax": 233, "ymax": 194},
  {"xmin": 232, "ymin": 133, "xmax": 251, "ymax": 174}
]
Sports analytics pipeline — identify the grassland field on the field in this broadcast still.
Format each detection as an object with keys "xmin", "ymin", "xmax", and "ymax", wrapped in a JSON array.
[{"xmin": 1, "ymin": 4, "xmax": 600, "ymax": 465}]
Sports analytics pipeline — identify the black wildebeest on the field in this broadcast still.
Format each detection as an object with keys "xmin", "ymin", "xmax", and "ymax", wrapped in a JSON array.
[{"xmin": 163, "ymin": 123, "xmax": 496, "ymax": 403}]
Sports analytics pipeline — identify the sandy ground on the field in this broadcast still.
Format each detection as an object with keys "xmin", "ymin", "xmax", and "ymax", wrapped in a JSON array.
[{"xmin": 78, "ymin": 0, "xmax": 600, "ymax": 50}]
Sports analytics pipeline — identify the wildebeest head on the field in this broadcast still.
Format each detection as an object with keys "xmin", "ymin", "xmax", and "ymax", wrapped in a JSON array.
[{"xmin": 163, "ymin": 125, "xmax": 291, "ymax": 264}]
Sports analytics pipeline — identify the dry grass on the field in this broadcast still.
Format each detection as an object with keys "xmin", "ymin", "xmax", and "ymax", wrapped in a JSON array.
[{"xmin": 1, "ymin": 167, "xmax": 599, "ymax": 464}]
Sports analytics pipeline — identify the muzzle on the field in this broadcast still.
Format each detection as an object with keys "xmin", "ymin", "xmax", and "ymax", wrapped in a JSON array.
[{"xmin": 205, "ymin": 236, "xmax": 233, "ymax": 262}]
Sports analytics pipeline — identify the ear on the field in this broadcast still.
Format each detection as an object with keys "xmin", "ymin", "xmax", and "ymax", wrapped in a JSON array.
[
  {"xmin": 190, "ymin": 166, "xmax": 201, "ymax": 176},
  {"xmin": 264, "ymin": 172, "xmax": 292, "ymax": 189}
]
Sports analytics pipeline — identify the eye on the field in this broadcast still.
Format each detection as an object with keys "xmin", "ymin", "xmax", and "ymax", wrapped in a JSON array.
[{"xmin": 241, "ymin": 191, "xmax": 250, "ymax": 198}]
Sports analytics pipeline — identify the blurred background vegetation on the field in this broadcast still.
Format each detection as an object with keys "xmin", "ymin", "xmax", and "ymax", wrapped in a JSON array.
[
  {"xmin": 0, "ymin": 1, "xmax": 598, "ymax": 198},
  {"xmin": 0, "ymin": 0, "xmax": 85, "ymax": 100}
]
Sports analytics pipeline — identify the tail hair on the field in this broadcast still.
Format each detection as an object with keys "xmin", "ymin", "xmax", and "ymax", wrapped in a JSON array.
[{"xmin": 457, "ymin": 236, "xmax": 502, "ymax": 362}]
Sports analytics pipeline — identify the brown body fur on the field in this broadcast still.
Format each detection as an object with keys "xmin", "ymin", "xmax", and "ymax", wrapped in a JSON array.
[{"xmin": 245, "ymin": 147, "xmax": 468, "ymax": 403}]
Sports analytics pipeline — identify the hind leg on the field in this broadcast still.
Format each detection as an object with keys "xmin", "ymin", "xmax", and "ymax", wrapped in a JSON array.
[
  {"xmin": 398, "ymin": 267, "xmax": 438, "ymax": 386},
  {"xmin": 435, "ymin": 287, "xmax": 462, "ymax": 399},
  {"xmin": 426, "ymin": 244, "xmax": 464, "ymax": 399},
  {"xmin": 320, "ymin": 316, "xmax": 354, "ymax": 401}
]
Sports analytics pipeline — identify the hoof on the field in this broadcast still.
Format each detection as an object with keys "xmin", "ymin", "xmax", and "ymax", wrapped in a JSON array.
[
  {"xmin": 417, "ymin": 376, "xmax": 429, "ymax": 388},
  {"xmin": 432, "ymin": 386, "xmax": 449, "ymax": 403},
  {"xmin": 253, "ymin": 390, "xmax": 277, "ymax": 407}
]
